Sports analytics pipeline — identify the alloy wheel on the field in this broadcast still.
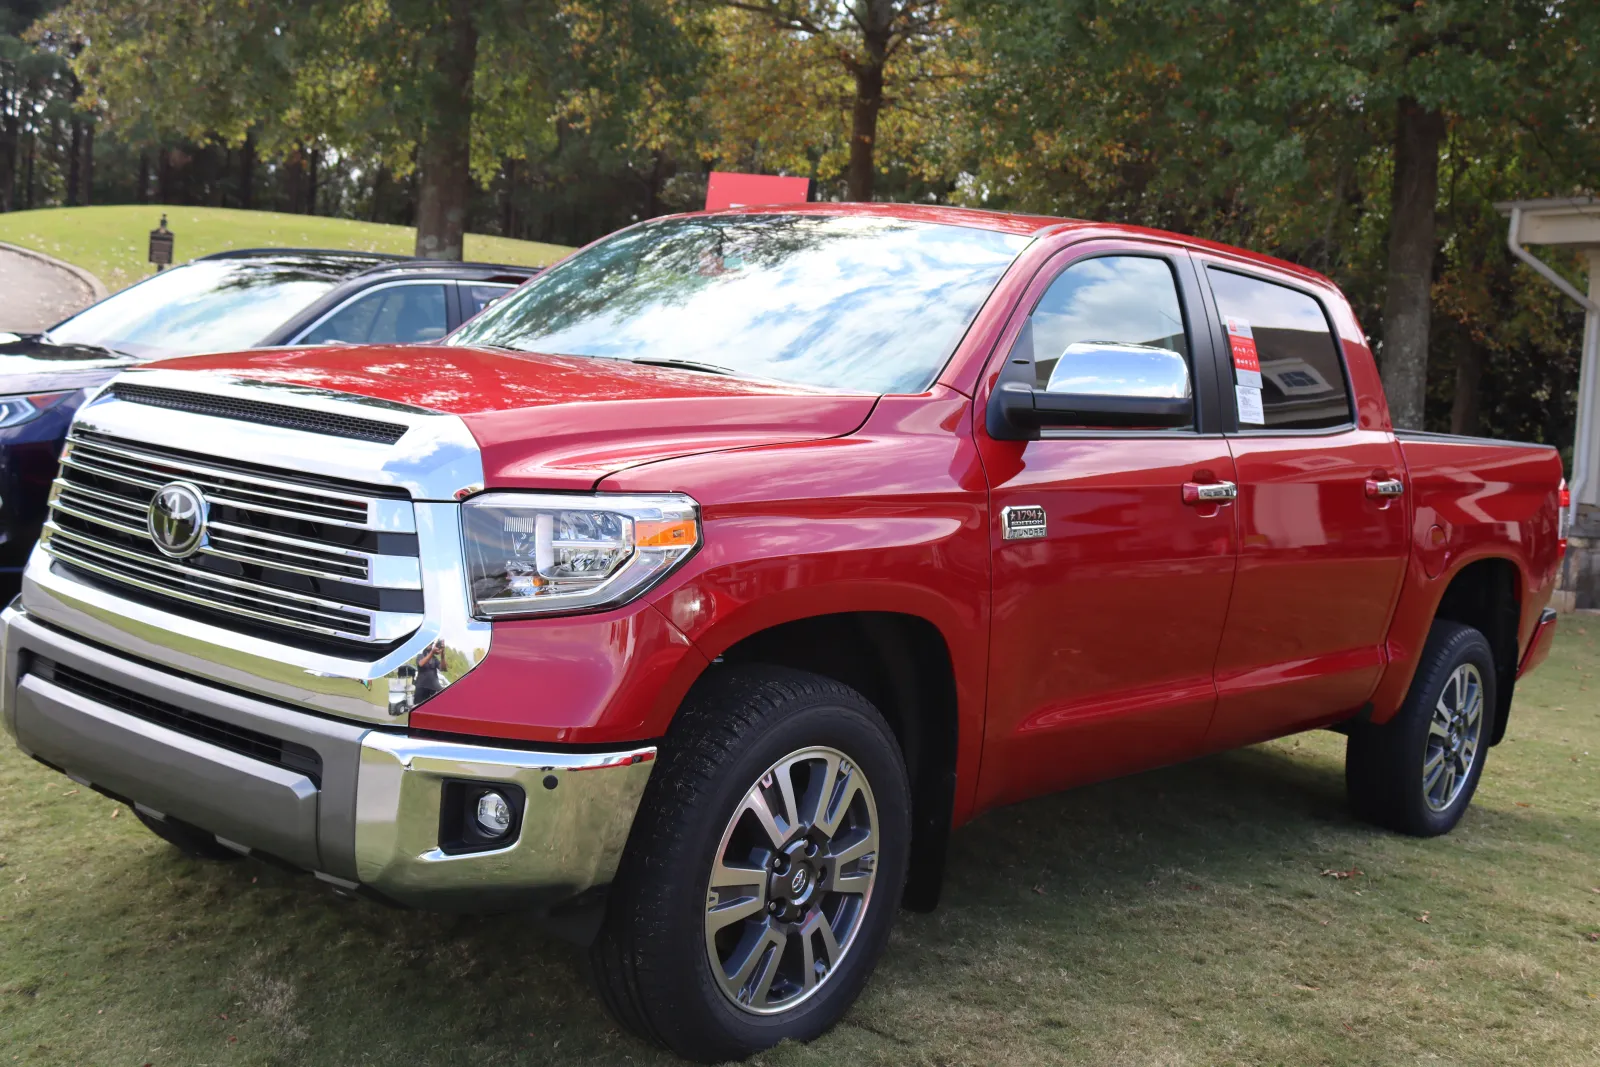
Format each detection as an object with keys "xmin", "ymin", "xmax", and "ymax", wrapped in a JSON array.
[
  {"xmin": 703, "ymin": 746, "xmax": 880, "ymax": 1015},
  {"xmin": 1423, "ymin": 662, "xmax": 1484, "ymax": 813}
]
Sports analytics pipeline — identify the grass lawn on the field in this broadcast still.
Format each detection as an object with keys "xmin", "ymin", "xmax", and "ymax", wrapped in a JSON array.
[
  {"xmin": 2, "ymin": 626, "xmax": 1597, "ymax": 1066},
  {"xmin": 0, "ymin": 205, "xmax": 572, "ymax": 294}
]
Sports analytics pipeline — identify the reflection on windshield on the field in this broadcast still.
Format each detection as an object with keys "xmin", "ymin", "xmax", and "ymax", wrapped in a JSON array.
[
  {"xmin": 449, "ymin": 214, "xmax": 1029, "ymax": 393},
  {"xmin": 45, "ymin": 258, "xmax": 355, "ymax": 358}
]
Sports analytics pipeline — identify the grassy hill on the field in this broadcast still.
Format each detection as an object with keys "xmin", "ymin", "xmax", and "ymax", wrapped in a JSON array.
[{"xmin": 0, "ymin": 205, "xmax": 572, "ymax": 293}]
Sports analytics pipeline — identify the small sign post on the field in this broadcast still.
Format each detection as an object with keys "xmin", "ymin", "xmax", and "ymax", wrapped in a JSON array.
[{"xmin": 148, "ymin": 214, "xmax": 174, "ymax": 271}]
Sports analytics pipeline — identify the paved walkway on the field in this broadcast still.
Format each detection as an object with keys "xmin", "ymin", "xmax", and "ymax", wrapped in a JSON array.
[{"xmin": 0, "ymin": 245, "xmax": 100, "ymax": 332}]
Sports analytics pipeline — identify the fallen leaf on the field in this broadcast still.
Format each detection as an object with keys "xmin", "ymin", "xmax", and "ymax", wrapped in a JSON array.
[
  {"xmin": 1321, "ymin": 867, "xmax": 1362, "ymax": 880},
  {"xmin": 1032, "ymin": 885, "xmax": 1045, "ymax": 895},
  {"xmin": 61, "ymin": 789, "xmax": 78, "ymax": 796},
  {"xmin": 1587, "ymin": 932, "xmax": 1599, "ymax": 942},
  {"xmin": 110, "ymin": 808, "xmax": 119, "ymax": 819},
  {"xmin": 1417, "ymin": 911, "xmax": 1431, "ymax": 924},
  {"xmin": 1515, "ymin": 802, "xmax": 1532, "ymax": 808}
]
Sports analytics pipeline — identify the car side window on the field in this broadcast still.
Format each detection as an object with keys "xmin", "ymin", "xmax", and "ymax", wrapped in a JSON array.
[
  {"xmin": 1206, "ymin": 268, "xmax": 1353, "ymax": 430},
  {"xmin": 461, "ymin": 283, "xmax": 515, "ymax": 319},
  {"xmin": 1008, "ymin": 254, "xmax": 1194, "ymax": 428},
  {"xmin": 300, "ymin": 284, "xmax": 449, "ymax": 345}
]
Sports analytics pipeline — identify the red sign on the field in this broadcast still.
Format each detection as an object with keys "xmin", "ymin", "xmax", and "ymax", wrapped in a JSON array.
[
  {"xmin": 705, "ymin": 172, "xmax": 813, "ymax": 212},
  {"xmin": 1225, "ymin": 316, "xmax": 1261, "ymax": 383}
]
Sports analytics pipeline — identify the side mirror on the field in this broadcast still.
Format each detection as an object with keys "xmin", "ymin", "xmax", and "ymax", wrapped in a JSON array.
[{"xmin": 986, "ymin": 341, "xmax": 1192, "ymax": 440}]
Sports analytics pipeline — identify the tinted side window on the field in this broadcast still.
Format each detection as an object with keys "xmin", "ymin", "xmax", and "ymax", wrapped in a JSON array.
[
  {"xmin": 1206, "ymin": 268, "xmax": 1352, "ymax": 430},
  {"xmin": 461, "ymin": 283, "xmax": 515, "ymax": 319},
  {"xmin": 1018, "ymin": 256, "xmax": 1190, "ymax": 390},
  {"xmin": 302, "ymin": 284, "xmax": 449, "ymax": 345}
]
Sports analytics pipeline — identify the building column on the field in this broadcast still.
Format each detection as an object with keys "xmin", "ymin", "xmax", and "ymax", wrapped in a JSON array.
[{"xmin": 1559, "ymin": 250, "xmax": 1600, "ymax": 609}]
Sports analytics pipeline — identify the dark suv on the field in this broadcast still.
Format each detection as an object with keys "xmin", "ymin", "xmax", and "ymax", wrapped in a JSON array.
[{"xmin": 0, "ymin": 249, "xmax": 541, "ymax": 595}]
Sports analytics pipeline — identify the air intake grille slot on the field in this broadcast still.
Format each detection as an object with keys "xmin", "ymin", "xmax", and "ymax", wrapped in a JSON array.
[
  {"xmin": 109, "ymin": 382, "xmax": 409, "ymax": 444},
  {"xmin": 43, "ymin": 429, "xmax": 424, "ymax": 646},
  {"xmin": 32, "ymin": 657, "xmax": 323, "ymax": 786}
]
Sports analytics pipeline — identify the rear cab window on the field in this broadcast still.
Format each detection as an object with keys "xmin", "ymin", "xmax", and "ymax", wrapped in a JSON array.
[{"xmin": 1206, "ymin": 267, "xmax": 1353, "ymax": 430}]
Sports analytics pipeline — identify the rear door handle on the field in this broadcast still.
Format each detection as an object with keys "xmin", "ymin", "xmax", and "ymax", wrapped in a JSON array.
[
  {"xmin": 1182, "ymin": 480, "xmax": 1238, "ymax": 505},
  {"xmin": 1366, "ymin": 478, "xmax": 1404, "ymax": 499}
]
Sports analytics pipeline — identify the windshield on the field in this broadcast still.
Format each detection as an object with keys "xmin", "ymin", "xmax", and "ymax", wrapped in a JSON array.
[
  {"xmin": 46, "ymin": 258, "xmax": 351, "ymax": 358},
  {"xmin": 448, "ymin": 214, "xmax": 1029, "ymax": 393}
]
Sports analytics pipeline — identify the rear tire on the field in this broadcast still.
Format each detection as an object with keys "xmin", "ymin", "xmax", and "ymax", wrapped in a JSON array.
[
  {"xmin": 1346, "ymin": 620, "xmax": 1496, "ymax": 836},
  {"xmin": 134, "ymin": 809, "xmax": 242, "ymax": 861},
  {"xmin": 589, "ymin": 666, "xmax": 910, "ymax": 1063}
]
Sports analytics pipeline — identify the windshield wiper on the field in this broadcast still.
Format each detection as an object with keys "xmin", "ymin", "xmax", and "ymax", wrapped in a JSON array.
[{"xmin": 629, "ymin": 357, "xmax": 737, "ymax": 376}]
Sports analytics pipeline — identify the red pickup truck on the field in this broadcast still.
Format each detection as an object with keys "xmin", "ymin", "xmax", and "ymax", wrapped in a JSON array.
[{"xmin": 1, "ymin": 204, "xmax": 1566, "ymax": 1062}]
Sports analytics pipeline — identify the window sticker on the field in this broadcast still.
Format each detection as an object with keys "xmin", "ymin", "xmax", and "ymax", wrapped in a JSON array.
[
  {"xmin": 1225, "ymin": 316, "xmax": 1262, "ymax": 389},
  {"xmin": 1236, "ymin": 384, "xmax": 1265, "ymax": 425}
]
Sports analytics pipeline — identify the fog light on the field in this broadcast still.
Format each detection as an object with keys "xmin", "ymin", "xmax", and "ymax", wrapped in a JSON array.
[{"xmin": 475, "ymin": 790, "xmax": 514, "ymax": 837}]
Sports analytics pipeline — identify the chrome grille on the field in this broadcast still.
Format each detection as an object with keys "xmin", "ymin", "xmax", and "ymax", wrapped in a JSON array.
[{"xmin": 41, "ymin": 430, "xmax": 424, "ymax": 645}]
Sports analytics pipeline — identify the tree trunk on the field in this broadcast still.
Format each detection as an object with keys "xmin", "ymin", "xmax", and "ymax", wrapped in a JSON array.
[
  {"xmin": 0, "ymin": 110, "xmax": 17, "ymax": 212},
  {"xmin": 24, "ymin": 130, "xmax": 35, "ymax": 209},
  {"xmin": 499, "ymin": 157, "xmax": 516, "ymax": 235},
  {"xmin": 80, "ymin": 120, "xmax": 93, "ymax": 205},
  {"xmin": 846, "ymin": 4, "xmax": 892, "ymax": 203},
  {"xmin": 157, "ymin": 148, "xmax": 173, "ymax": 203},
  {"xmin": 306, "ymin": 147, "xmax": 319, "ymax": 214},
  {"xmin": 136, "ymin": 152, "xmax": 149, "ymax": 204},
  {"xmin": 1450, "ymin": 343, "xmax": 1484, "ymax": 436},
  {"xmin": 66, "ymin": 118, "xmax": 82, "ymax": 207},
  {"xmin": 413, "ymin": 0, "xmax": 478, "ymax": 259},
  {"xmin": 1378, "ymin": 99, "xmax": 1445, "ymax": 429},
  {"xmin": 239, "ymin": 131, "xmax": 255, "ymax": 209}
]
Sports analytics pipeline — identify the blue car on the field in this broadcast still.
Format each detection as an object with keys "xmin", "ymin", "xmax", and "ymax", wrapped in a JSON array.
[{"xmin": 0, "ymin": 249, "xmax": 537, "ymax": 597}]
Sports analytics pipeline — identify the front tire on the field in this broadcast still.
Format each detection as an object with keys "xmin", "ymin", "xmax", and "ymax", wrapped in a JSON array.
[
  {"xmin": 589, "ymin": 666, "xmax": 910, "ymax": 1063},
  {"xmin": 1346, "ymin": 620, "xmax": 1496, "ymax": 836}
]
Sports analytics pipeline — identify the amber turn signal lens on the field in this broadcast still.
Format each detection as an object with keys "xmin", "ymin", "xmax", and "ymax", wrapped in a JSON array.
[{"xmin": 635, "ymin": 519, "xmax": 696, "ymax": 548}]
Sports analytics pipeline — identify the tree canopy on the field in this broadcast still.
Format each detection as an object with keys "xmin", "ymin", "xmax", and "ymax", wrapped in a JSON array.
[{"xmin": 2, "ymin": 0, "xmax": 1595, "ymax": 444}]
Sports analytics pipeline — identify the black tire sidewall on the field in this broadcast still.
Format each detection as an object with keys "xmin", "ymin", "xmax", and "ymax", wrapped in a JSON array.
[{"xmin": 622, "ymin": 676, "xmax": 910, "ymax": 1059}]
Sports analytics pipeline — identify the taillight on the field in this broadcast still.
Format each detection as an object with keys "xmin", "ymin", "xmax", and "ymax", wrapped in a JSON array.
[{"xmin": 1558, "ymin": 479, "xmax": 1571, "ymax": 545}]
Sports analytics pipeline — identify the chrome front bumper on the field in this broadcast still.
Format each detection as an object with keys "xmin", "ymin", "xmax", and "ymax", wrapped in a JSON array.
[{"xmin": 0, "ymin": 604, "xmax": 655, "ymax": 911}]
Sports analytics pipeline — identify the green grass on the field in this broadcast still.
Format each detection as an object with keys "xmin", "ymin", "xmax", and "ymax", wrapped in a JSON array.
[
  {"xmin": 3, "ymin": 626, "xmax": 1597, "ymax": 1066},
  {"xmin": 0, "ymin": 205, "xmax": 572, "ymax": 293}
]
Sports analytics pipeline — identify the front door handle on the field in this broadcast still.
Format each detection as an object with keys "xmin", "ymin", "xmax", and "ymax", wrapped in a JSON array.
[
  {"xmin": 1366, "ymin": 478, "xmax": 1404, "ymax": 499},
  {"xmin": 1182, "ymin": 480, "xmax": 1238, "ymax": 505}
]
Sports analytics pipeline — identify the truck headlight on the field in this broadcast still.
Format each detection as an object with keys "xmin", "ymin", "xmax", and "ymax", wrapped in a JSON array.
[{"xmin": 461, "ymin": 492, "xmax": 699, "ymax": 618}]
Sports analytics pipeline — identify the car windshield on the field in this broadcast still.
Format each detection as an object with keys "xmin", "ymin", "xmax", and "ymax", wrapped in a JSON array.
[
  {"xmin": 448, "ymin": 214, "xmax": 1030, "ymax": 393},
  {"xmin": 44, "ymin": 256, "xmax": 367, "ymax": 358}
]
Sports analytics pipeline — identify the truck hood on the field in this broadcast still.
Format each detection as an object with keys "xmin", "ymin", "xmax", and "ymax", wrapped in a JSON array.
[{"xmin": 141, "ymin": 344, "xmax": 879, "ymax": 489}]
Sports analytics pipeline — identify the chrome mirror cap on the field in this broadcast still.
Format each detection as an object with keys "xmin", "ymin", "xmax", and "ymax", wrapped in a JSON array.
[{"xmin": 1043, "ymin": 342, "xmax": 1191, "ymax": 399}]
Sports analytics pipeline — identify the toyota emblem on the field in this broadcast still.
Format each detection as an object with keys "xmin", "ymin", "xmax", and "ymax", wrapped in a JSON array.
[{"xmin": 148, "ymin": 481, "xmax": 209, "ymax": 558}]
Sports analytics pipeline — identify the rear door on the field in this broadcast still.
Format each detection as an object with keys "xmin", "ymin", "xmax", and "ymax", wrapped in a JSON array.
[
  {"xmin": 974, "ymin": 242, "xmax": 1240, "ymax": 810},
  {"xmin": 1197, "ymin": 262, "xmax": 1409, "ymax": 750}
]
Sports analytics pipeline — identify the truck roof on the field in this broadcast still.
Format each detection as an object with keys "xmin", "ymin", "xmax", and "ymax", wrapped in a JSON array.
[{"xmin": 685, "ymin": 202, "xmax": 1338, "ymax": 290}]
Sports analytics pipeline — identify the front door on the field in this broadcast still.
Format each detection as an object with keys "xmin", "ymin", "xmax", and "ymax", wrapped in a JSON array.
[
  {"xmin": 1198, "ymin": 263, "xmax": 1410, "ymax": 750},
  {"xmin": 974, "ymin": 244, "xmax": 1240, "ymax": 811}
]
